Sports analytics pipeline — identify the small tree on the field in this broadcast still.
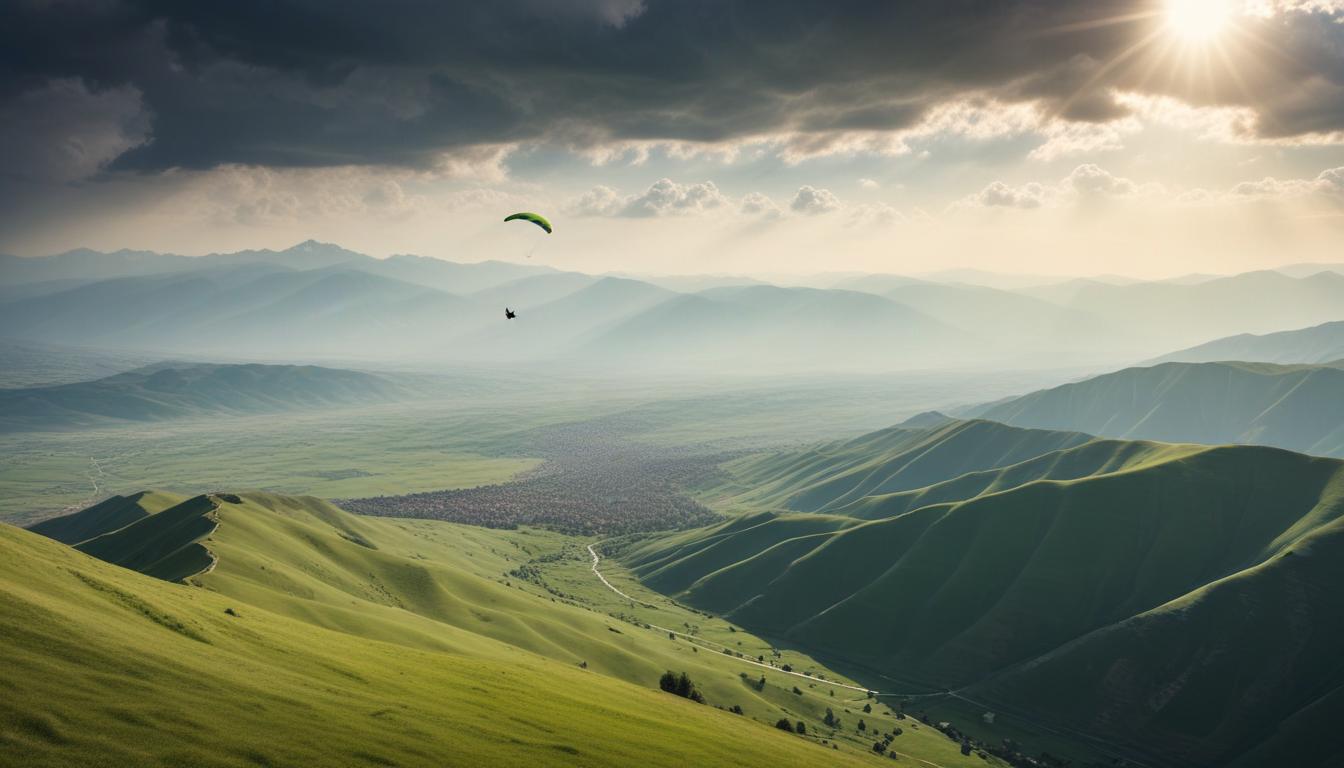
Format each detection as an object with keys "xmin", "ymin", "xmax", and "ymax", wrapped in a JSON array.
[
  {"xmin": 795, "ymin": 721, "xmax": 806, "ymax": 735},
  {"xmin": 863, "ymin": 703, "xmax": 872, "ymax": 713},
  {"xmin": 775, "ymin": 719, "xmax": 794, "ymax": 733},
  {"xmin": 824, "ymin": 708, "xmax": 836, "ymax": 727},
  {"xmin": 792, "ymin": 686, "xmax": 803, "ymax": 695},
  {"xmin": 858, "ymin": 719, "xmax": 867, "ymax": 732},
  {"xmin": 660, "ymin": 670, "xmax": 704, "ymax": 703}
]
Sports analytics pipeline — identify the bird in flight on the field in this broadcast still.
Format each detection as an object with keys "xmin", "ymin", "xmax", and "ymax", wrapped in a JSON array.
[{"xmin": 505, "ymin": 308, "xmax": 517, "ymax": 320}]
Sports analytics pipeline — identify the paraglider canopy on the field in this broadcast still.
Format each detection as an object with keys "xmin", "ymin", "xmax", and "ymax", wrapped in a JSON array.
[{"xmin": 504, "ymin": 212, "xmax": 552, "ymax": 234}]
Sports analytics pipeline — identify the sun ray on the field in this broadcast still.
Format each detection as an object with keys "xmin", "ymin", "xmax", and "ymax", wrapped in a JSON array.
[{"xmin": 1049, "ymin": 26, "xmax": 1168, "ymax": 121}]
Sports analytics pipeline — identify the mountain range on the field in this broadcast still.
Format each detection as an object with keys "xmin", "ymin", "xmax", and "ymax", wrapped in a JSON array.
[
  {"xmin": 960, "ymin": 360, "xmax": 1344, "ymax": 458},
  {"xmin": 1151, "ymin": 321, "xmax": 1344, "ymax": 365},
  {"xmin": 5, "ymin": 243, "xmax": 1344, "ymax": 371}
]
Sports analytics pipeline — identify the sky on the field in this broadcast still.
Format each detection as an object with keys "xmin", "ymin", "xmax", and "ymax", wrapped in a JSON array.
[{"xmin": 2, "ymin": 0, "xmax": 1343, "ymax": 279}]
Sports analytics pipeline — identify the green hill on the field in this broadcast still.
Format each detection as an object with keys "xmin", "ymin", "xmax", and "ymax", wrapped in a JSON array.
[
  {"xmin": 0, "ymin": 363, "xmax": 408, "ymax": 431},
  {"xmin": 620, "ymin": 423, "xmax": 1344, "ymax": 766},
  {"xmin": 705, "ymin": 419, "xmax": 1094, "ymax": 512},
  {"xmin": 27, "ymin": 490, "xmax": 187, "ymax": 545},
  {"xmin": 1, "ymin": 520, "xmax": 882, "ymax": 768},
  {"xmin": 1150, "ymin": 320, "xmax": 1344, "ymax": 365},
  {"xmin": 964, "ymin": 361, "xmax": 1344, "ymax": 458},
  {"xmin": 18, "ymin": 491, "xmax": 998, "ymax": 767}
]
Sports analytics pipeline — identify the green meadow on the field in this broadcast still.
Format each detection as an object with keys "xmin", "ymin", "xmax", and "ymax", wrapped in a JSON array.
[{"xmin": 4, "ymin": 489, "xmax": 1007, "ymax": 767}]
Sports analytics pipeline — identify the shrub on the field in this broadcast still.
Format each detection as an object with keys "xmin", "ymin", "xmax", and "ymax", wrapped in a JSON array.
[
  {"xmin": 775, "ymin": 719, "xmax": 794, "ymax": 733},
  {"xmin": 659, "ymin": 671, "xmax": 705, "ymax": 703}
]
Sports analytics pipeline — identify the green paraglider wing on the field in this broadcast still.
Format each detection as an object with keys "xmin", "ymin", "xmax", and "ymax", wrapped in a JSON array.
[{"xmin": 504, "ymin": 212, "xmax": 553, "ymax": 234}]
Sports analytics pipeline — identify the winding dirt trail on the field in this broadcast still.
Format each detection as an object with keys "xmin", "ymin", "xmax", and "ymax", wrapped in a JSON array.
[{"xmin": 586, "ymin": 543, "xmax": 877, "ymax": 694}]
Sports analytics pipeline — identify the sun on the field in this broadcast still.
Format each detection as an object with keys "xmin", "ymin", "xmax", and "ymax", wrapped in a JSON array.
[{"xmin": 1164, "ymin": 0, "xmax": 1233, "ymax": 43}]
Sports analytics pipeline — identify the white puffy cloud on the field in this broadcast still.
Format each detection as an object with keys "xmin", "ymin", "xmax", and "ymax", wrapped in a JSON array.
[
  {"xmin": 1228, "ymin": 167, "xmax": 1344, "ymax": 200},
  {"xmin": 960, "ymin": 164, "xmax": 1145, "ymax": 210},
  {"xmin": 1064, "ymin": 164, "xmax": 1139, "ymax": 197},
  {"xmin": 740, "ymin": 191, "xmax": 783, "ymax": 218},
  {"xmin": 571, "ymin": 178, "xmax": 730, "ymax": 217},
  {"xmin": 968, "ymin": 180, "xmax": 1049, "ymax": 209},
  {"xmin": 847, "ymin": 202, "xmax": 904, "ymax": 226},
  {"xmin": 858, "ymin": 178, "xmax": 880, "ymax": 189},
  {"xmin": 572, "ymin": 185, "xmax": 624, "ymax": 216},
  {"xmin": 621, "ymin": 178, "xmax": 728, "ymax": 217},
  {"xmin": 790, "ymin": 185, "xmax": 841, "ymax": 214}
]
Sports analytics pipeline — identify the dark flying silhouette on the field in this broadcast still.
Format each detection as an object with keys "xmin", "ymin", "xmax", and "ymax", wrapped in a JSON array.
[{"xmin": 505, "ymin": 308, "xmax": 517, "ymax": 320}]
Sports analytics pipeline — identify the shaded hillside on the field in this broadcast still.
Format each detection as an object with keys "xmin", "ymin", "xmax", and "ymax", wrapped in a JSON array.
[
  {"xmin": 0, "ymin": 363, "xmax": 406, "ymax": 431},
  {"xmin": 1, "ymin": 519, "xmax": 874, "ymax": 768},
  {"xmin": 621, "ymin": 426, "xmax": 1344, "ymax": 767},
  {"xmin": 964, "ymin": 361, "xmax": 1344, "ymax": 457},
  {"xmin": 1150, "ymin": 321, "xmax": 1344, "ymax": 365},
  {"xmin": 706, "ymin": 419, "xmax": 1094, "ymax": 511},
  {"xmin": 26, "ymin": 491, "xmax": 187, "ymax": 545}
]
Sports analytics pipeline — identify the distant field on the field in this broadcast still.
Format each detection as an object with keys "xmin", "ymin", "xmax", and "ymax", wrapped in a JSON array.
[
  {"xmin": 0, "ymin": 403, "xmax": 546, "ymax": 525},
  {"xmin": 0, "ymin": 370, "xmax": 1073, "ymax": 526}
]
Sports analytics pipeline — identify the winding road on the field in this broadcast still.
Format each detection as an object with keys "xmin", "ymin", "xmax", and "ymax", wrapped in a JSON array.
[{"xmin": 586, "ymin": 543, "xmax": 878, "ymax": 695}]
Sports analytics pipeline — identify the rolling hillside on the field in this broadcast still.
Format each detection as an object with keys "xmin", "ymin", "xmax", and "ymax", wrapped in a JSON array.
[
  {"xmin": 15, "ymin": 491, "xmax": 997, "ymax": 767},
  {"xmin": 1150, "ymin": 321, "xmax": 1344, "ymax": 365},
  {"xmin": 0, "ymin": 363, "xmax": 407, "ymax": 431},
  {"xmin": 619, "ymin": 421, "xmax": 1344, "ymax": 767},
  {"xmin": 963, "ymin": 361, "xmax": 1344, "ymax": 457},
  {"xmin": 1, "ymin": 519, "xmax": 881, "ymax": 768},
  {"xmin": 704, "ymin": 418, "xmax": 1095, "ymax": 511}
]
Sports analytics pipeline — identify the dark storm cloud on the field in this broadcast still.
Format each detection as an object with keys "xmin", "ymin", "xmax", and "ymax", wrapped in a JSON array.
[{"xmin": 2, "ymin": 0, "xmax": 1342, "ymax": 179}]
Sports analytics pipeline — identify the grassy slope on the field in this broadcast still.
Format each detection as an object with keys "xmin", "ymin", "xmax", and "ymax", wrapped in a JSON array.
[
  {"xmin": 971, "ymin": 512, "xmax": 1344, "ymax": 768},
  {"xmin": 623, "ymin": 436, "xmax": 1344, "ymax": 767},
  {"xmin": 969, "ymin": 361, "xmax": 1344, "ymax": 458},
  {"xmin": 0, "ymin": 523, "xmax": 878, "ymax": 768},
  {"xmin": 21, "ymin": 491, "xmax": 997, "ymax": 767},
  {"xmin": 705, "ymin": 419, "xmax": 1094, "ymax": 512},
  {"xmin": 27, "ymin": 490, "xmax": 187, "ymax": 545}
]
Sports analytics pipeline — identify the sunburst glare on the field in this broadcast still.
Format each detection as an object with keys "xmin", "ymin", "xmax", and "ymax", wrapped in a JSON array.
[{"xmin": 1165, "ymin": 0, "xmax": 1235, "ymax": 43}]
